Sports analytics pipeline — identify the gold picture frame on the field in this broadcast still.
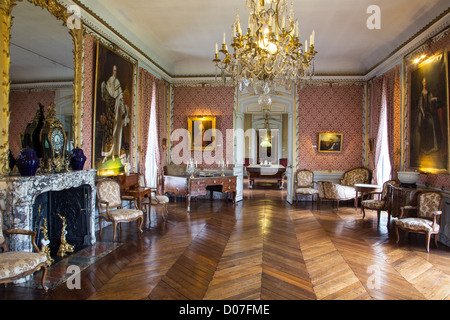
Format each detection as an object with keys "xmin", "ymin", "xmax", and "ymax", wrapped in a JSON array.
[
  {"xmin": 93, "ymin": 42, "xmax": 136, "ymax": 175},
  {"xmin": 188, "ymin": 116, "xmax": 216, "ymax": 151},
  {"xmin": 318, "ymin": 132, "xmax": 343, "ymax": 153},
  {"xmin": 408, "ymin": 50, "xmax": 449, "ymax": 174}
]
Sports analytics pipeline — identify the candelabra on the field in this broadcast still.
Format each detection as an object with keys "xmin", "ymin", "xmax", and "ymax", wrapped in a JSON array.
[{"xmin": 187, "ymin": 158, "xmax": 197, "ymax": 179}]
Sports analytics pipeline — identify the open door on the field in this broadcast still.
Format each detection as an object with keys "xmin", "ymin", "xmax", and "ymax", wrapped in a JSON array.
[{"xmin": 233, "ymin": 110, "xmax": 245, "ymax": 202}]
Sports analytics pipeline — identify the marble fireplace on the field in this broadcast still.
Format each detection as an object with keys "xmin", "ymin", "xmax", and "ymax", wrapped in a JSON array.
[{"xmin": 0, "ymin": 170, "xmax": 97, "ymax": 253}]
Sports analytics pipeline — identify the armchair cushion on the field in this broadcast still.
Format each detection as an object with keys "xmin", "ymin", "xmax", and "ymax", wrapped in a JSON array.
[
  {"xmin": 361, "ymin": 199, "xmax": 386, "ymax": 210},
  {"xmin": 320, "ymin": 181, "xmax": 355, "ymax": 200},
  {"xmin": 296, "ymin": 170, "xmax": 314, "ymax": 188},
  {"xmin": 97, "ymin": 179, "xmax": 123, "ymax": 209},
  {"xmin": 295, "ymin": 188, "xmax": 319, "ymax": 195},
  {"xmin": 99, "ymin": 208, "xmax": 143, "ymax": 221},
  {"xmin": 340, "ymin": 168, "xmax": 371, "ymax": 186},
  {"xmin": 151, "ymin": 195, "xmax": 170, "ymax": 205},
  {"xmin": 396, "ymin": 218, "xmax": 440, "ymax": 233},
  {"xmin": 418, "ymin": 192, "xmax": 442, "ymax": 220},
  {"xmin": 0, "ymin": 252, "xmax": 47, "ymax": 280}
]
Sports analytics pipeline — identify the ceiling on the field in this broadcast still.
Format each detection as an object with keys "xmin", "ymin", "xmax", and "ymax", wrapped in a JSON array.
[
  {"xmin": 9, "ymin": 0, "xmax": 450, "ymax": 83},
  {"xmin": 77, "ymin": 0, "xmax": 449, "ymax": 77}
]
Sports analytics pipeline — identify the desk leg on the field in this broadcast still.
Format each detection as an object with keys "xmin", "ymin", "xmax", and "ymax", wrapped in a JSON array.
[
  {"xmin": 355, "ymin": 191, "xmax": 359, "ymax": 210},
  {"xmin": 187, "ymin": 195, "xmax": 191, "ymax": 212}
]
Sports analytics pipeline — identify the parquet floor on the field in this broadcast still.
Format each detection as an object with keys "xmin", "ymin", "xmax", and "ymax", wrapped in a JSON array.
[{"xmin": 1, "ymin": 179, "xmax": 450, "ymax": 301}]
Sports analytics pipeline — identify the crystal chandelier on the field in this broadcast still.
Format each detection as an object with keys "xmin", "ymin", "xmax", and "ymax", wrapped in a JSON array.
[{"xmin": 213, "ymin": 0, "xmax": 317, "ymax": 108}]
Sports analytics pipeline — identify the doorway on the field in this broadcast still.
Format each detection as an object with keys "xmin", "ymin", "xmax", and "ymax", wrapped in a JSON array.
[{"xmin": 234, "ymin": 88, "xmax": 297, "ymax": 203}]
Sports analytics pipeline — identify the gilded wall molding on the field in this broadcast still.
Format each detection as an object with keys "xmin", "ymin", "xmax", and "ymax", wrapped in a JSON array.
[
  {"xmin": 0, "ymin": 0, "xmax": 84, "ymax": 175},
  {"xmin": 0, "ymin": 0, "xmax": 17, "ymax": 175}
]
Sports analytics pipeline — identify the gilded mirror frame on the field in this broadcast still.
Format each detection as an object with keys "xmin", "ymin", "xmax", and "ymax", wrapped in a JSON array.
[{"xmin": 0, "ymin": 0, "xmax": 84, "ymax": 175}]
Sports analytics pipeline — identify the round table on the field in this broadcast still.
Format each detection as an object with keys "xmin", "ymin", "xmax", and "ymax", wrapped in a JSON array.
[{"xmin": 354, "ymin": 184, "xmax": 381, "ymax": 212}]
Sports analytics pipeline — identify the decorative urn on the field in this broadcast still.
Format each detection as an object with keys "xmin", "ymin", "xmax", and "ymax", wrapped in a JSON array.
[
  {"xmin": 16, "ymin": 148, "xmax": 40, "ymax": 176},
  {"xmin": 70, "ymin": 147, "xmax": 87, "ymax": 171}
]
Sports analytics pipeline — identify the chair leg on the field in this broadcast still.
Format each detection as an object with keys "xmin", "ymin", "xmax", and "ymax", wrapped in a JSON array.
[
  {"xmin": 113, "ymin": 222, "xmax": 118, "ymax": 241},
  {"xmin": 41, "ymin": 265, "xmax": 48, "ymax": 293},
  {"xmin": 426, "ymin": 233, "xmax": 431, "ymax": 253},
  {"xmin": 138, "ymin": 217, "xmax": 143, "ymax": 233},
  {"xmin": 362, "ymin": 206, "xmax": 366, "ymax": 219},
  {"xmin": 377, "ymin": 210, "xmax": 381, "ymax": 225},
  {"xmin": 435, "ymin": 233, "xmax": 439, "ymax": 249},
  {"xmin": 395, "ymin": 225, "xmax": 400, "ymax": 247}
]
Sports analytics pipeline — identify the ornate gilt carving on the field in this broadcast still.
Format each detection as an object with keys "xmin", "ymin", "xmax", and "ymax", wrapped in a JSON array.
[{"xmin": 0, "ymin": 0, "xmax": 84, "ymax": 175}]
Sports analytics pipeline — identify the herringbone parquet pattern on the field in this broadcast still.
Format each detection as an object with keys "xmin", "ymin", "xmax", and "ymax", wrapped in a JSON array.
[{"xmin": 1, "ymin": 180, "xmax": 450, "ymax": 301}]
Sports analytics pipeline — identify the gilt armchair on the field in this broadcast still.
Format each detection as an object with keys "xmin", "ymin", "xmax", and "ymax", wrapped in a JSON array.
[
  {"xmin": 317, "ymin": 167, "xmax": 371, "ymax": 210},
  {"xmin": 294, "ymin": 170, "xmax": 320, "ymax": 204},
  {"xmin": 96, "ymin": 179, "xmax": 144, "ymax": 241},
  {"xmin": 0, "ymin": 210, "xmax": 48, "ymax": 292},
  {"xmin": 361, "ymin": 180, "xmax": 397, "ymax": 226},
  {"xmin": 395, "ymin": 191, "xmax": 443, "ymax": 252},
  {"xmin": 138, "ymin": 174, "xmax": 169, "ymax": 222}
]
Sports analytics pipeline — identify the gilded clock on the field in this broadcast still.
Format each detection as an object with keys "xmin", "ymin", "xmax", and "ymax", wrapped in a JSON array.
[
  {"xmin": 40, "ymin": 103, "xmax": 69, "ymax": 172},
  {"xmin": 51, "ymin": 128, "xmax": 65, "ymax": 155}
]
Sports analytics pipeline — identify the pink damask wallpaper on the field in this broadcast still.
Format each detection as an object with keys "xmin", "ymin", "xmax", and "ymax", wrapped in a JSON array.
[
  {"xmin": 297, "ymin": 84, "xmax": 364, "ymax": 171},
  {"xmin": 172, "ymin": 86, "xmax": 234, "ymax": 168},
  {"xmin": 9, "ymin": 90, "xmax": 55, "ymax": 158}
]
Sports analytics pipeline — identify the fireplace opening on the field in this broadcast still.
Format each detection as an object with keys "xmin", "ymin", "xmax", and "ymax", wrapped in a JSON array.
[{"xmin": 32, "ymin": 185, "xmax": 92, "ymax": 258}]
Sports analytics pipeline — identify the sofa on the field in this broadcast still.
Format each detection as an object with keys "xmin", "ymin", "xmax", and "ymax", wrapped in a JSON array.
[{"xmin": 317, "ymin": 167, "xmax": 372, "ymax": 210}]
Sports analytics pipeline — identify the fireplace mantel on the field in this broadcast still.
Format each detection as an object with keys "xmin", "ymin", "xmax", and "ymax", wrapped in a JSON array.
[{"xmin": 0, "ymin": 170, "xmax": 97, "ymax": 252}]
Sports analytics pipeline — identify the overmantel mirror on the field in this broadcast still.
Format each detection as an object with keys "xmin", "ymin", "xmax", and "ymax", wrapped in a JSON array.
[{"xmin": 0, "ymin": 0, "xmax": 83, "ymax": 175}]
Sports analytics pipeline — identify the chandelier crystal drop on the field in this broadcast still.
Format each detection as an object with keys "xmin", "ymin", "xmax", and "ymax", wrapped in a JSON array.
[{"xmin": 213, "ymin": 0, "xmax": 317, "ymax": 105}]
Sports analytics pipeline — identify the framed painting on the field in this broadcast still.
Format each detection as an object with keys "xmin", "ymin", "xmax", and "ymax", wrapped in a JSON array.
[
  {"xmin": 93, "ymin": 43, "xmax": 135, "ymax": 175},
  {"xmin": 318, "ymin": 132, "xmax": 343, "ymax": 153},
  {"xmin": 188, "ymin": 116, "xmax": 216, "ymax": 151},
  {"xmin": 409, "ymin": 50, "xmax": 449, "ymax": 174}
]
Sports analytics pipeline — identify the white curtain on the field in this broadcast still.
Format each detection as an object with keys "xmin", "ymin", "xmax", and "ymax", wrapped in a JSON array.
[
  {"xmin": 145, "ymin": 82, "xmax": 159, "ymax": 188},
  {"xmin": 375, "ymin": 83, "xmax": 392, "ymax": 186}
]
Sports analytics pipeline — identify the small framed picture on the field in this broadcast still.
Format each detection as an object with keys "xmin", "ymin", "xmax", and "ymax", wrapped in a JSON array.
[
  {"xmin": 187, "ymin": 116, "xmax": 216, "ymax": 151},
  {"xmin": 318, "ymin": 132, "xmax": 343, "ymax": 153}
]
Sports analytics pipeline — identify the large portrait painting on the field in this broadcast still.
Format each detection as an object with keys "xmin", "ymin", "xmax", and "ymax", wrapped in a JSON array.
[
  {"xmin": 93, "ymin": 43, "xmax": 135, "ymax": 175},
  {"xmin": 409, "ymin": 50, "xmax": 449, "ymax": 173},
  {"xmin": 318, "ymin": 132, "xmax": 343, "ymax": 153},
  {"xmin": 188, "ymin": 116, "xmax": 216, "ymax": 151}
]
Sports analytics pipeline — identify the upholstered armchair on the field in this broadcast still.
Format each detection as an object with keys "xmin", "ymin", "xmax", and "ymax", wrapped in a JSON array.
[
  {"xmin": 0, "ymin": 211, "xmax": 48, "ymax": 292},
  {"xmin": 96, "ymin": 179, "xmax": 144, "ymax": 241},
  {"xmin": 317, "ymin": 167, "xmax": 371, "ymax": 210},
  {"xmin": 361, "ymin": 180, "xmax": 397, "ymax": 226},
  {"xmin": 395, "ymin": 192, "xmax": 443, "ymax": 252},
  {"xmin": 138, "ymin": 174, "xmax": 169, "ymax": 222},
  {"xmin": 294, "ymin": 170, "xmax": 320, "ymax": 203}
]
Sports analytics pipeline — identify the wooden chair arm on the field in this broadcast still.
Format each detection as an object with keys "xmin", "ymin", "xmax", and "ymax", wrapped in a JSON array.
[
  {"xmin": 4, "ymin": 229, "xmax": 40, "ymax": 253},
  {"xmin": 399, "ymin": 206, "xmax": 417, "ymax": 219}
]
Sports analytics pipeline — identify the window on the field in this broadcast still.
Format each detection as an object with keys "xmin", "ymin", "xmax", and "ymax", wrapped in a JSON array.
[
  {"xmin": 145, "ymin": 82, "xmax": 158, "ymax": 188},
  {"xmin": 376, "ymin": 90, "xmax": 392, "ymax": 185}
]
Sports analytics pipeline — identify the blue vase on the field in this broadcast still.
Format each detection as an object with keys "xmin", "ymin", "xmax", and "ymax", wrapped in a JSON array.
[
  {"xmin": 70, "ymin": 147, "xmax": 86, "ymax": 171},
  {"xmin": 16, "ymin": 148, "xmax": 40, "ymax": 176}
]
